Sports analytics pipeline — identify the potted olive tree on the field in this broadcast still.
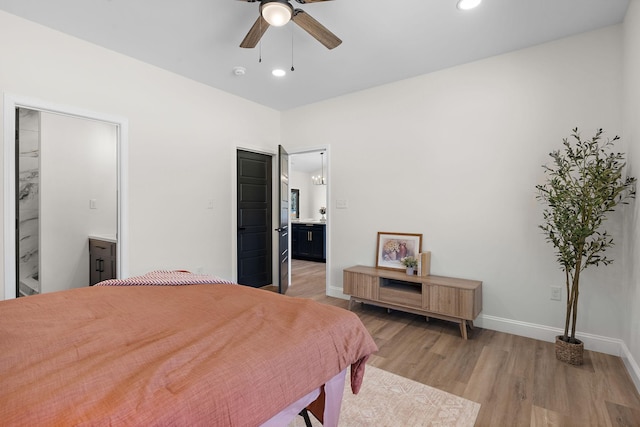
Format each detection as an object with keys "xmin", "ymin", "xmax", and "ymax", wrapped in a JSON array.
[{"xmin": 536, "ymin": 128, "xmax": 636, "ymax": 365}]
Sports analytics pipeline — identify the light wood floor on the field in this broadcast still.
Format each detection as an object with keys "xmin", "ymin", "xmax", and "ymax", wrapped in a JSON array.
[{"xmin": 286, "ymin": 259, "xmax": 640, "ymax": 426}]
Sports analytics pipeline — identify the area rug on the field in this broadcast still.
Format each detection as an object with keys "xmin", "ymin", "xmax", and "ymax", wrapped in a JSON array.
[{"xmin": 288, "ymin": 365, "xmax": 480, "ymax": 426}]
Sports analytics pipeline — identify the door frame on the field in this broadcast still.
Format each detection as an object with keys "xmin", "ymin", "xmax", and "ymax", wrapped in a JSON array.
[
  {"xmin": 3, "ymin": 93, "xmax": 129, "ymax": 300},
  {"xmin": 288, "ymin": 145, "xmax": 330, "ymax": 296}
]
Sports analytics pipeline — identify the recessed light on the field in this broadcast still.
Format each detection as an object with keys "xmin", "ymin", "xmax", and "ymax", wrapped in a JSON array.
[
  {"xmin": 272, "ymin": 69, "xmax": 286, "ymax": 77},
  {"xmin": 457, "ymin": 0, "xmax": 481, "ymax": 10}
]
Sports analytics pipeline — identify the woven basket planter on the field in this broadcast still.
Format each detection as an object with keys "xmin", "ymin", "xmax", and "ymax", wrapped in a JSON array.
[{"xmin": 555, "ymin": 335, "xmax": 584, "ymax": 365}]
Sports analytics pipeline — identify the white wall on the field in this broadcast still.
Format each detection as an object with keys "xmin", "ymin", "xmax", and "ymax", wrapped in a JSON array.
[
  {"xmin": 282, "ymin": 25, "xmax": 627, "ymax": 352},
  {"xmin": 622, "ymin": 0, "xmax": 640, "ymax": 390},
  {"xmin": 290, "ymin": 170, "xmax": 312, "ymax": 219},
  {"xmin": 40, "ymin": 112, "xmax": 116, "ymax": 293},
  {"xmin": 290, "ymin": 168, "xmax": 327, "ymax": 221},
  {"xmin": 0, "ymin": 10, "xmax": 280, "ymax": 297}
]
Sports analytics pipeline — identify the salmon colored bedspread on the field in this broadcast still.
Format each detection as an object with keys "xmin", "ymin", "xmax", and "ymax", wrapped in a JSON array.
[{"xmin": 0, "ymin": 284, "xmax": 377, "ymax": 426}]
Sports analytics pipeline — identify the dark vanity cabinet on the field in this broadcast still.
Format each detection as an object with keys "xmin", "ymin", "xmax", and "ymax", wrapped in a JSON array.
[
  {"xmin": 292, "ymin": 223, "xmax": 326, "ymax": 262},
  {"xmin": 89, "ymin": 238, "xmax": 117, "ymax": 286}
]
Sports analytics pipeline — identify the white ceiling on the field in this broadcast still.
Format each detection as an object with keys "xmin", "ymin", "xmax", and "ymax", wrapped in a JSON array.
[
  {"xmin": 290, "ymin": 150, "xmax": 325, "ymax": 174},
  {"xmin": 0, "ymin": 0, "xmax": 630, "ymax": 111}
]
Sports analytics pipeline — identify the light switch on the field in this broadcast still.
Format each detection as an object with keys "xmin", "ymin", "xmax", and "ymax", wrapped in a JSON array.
[
  {"xmin": 336, "ymin": 199, "xmax": 348, "ymax": 209},
  {"xmin": 89, "ymin": 199, "xmax": 97, "ymax": 209}
]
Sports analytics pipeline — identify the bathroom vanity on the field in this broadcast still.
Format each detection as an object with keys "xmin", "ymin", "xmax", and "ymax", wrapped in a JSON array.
[
  {"xmin": 291, "ymin": 221, "xmax": 326, "ymax": 262},
  {"xmin": 89, "ymin": 236, "xmax": 117, "ymax": 286}
]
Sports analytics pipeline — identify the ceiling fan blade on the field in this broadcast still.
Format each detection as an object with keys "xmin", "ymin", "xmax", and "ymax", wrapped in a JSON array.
[
  {"xmin": 294, "ymin": 0, "xmax": 335, "ymax": 3},
  {"xmin": 240, "ymin": 15, "xmax": 270, "ymax": 48},
  {"xmin": 291, "ymin": 9, "xmax": 342, "ymax": 49}
]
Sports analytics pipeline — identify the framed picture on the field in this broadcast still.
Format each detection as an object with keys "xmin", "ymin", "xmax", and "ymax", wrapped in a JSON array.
[{"xmin": 376, "ymin": 232, "xmax": 423, "ymax": 271}]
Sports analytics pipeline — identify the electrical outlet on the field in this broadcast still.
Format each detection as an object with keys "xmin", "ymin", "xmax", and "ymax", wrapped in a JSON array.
[{"xmin": 550, "ymin": 286, "xmax": 562, "ymax": 301}]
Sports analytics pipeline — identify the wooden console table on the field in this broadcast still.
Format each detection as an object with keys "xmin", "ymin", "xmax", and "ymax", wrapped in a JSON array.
[{"xmin": 343, "ymin": 265, "xmax": 482, "ymax": 339}]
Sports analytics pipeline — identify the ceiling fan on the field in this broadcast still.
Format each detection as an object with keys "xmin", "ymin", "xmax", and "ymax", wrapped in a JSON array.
[{"xmin": 238, "ymin": 0, "xmax": 342, "ymax": 50}]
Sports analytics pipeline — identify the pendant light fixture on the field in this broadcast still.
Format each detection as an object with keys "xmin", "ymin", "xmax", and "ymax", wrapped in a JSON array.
[{"xmin": 312, "ymin": 152, "xmax": 326, "ymax": 185}]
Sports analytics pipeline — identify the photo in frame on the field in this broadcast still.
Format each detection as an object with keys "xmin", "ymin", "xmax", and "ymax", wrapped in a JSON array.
[{"xmin": 376, "ymin": 232, "xmax": 423, "ymax": 271}]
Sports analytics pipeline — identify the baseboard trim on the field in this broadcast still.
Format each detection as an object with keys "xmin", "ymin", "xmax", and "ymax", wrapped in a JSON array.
[
  {"xmin": 327, "ymin": 285, "xmax": 347, "ymax": 299},
  {"xmin": 476, "ymin": 314, "xmax": 622, "ymax": 355},
  {"xmin": 621, "ymin": 342, "xmax": 640, "ymax": 394}
]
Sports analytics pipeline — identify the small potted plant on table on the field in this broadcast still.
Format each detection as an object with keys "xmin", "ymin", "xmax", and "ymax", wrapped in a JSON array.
[{"xmin": 400, "ymin": 256, "xmax": 418, "ymax": 275}]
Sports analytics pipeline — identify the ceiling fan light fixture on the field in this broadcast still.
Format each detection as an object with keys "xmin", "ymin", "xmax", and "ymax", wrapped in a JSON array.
[
  {"xmin": 272, "ymin": 68, "xmax": 286, "ymax": 77},
  {"xmin": 457, "ymin": 0, "xmax": 482, "ymax": 10},
  {"xmin": 261, "ymin": 1, "xmax": 293, "ymax": 27}
]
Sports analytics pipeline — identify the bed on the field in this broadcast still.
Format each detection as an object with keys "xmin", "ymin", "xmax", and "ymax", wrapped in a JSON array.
[{"xmin": 0, "ymin": 271, "xmax": 378, "ymax": 426}]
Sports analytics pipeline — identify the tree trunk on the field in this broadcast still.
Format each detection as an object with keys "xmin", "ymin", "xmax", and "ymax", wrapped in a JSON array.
[
  {"xmin": 570, "ymin": 269, "xmax": 581, "ymax": 342},
  {"xmin": 563, "ymin": 270, "xmax": 571, "ymax": 341},
  {"xmin": 569, "ymin": 253, "xmax": 583, "ymax": 342}
]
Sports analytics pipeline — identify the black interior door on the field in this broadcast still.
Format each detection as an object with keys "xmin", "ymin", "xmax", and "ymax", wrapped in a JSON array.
[
  {"xmin": 277, "ymin": 145, "xmax": 289, "ymax": 294},
  {"xmin": 237, "ymin": 150, "xmax": 272, "ymax": 287}
]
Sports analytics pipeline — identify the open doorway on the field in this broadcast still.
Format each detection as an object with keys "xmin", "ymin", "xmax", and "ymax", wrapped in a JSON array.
[
  {"xmin": 15, "ymin": 108, "xmax": 118, "ymax": 296},
  {"xmin": 288, "ymin": 148, "xmax": 329, "ymax": 295},
  {"xmin": 3, "ymin": 94, "xmax": 128, "ymax": 300}
]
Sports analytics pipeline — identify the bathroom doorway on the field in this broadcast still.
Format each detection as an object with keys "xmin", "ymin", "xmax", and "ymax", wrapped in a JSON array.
[
  {"xmin": 288, "ymin": 148, "xmax": 329, "ymax": 295},
  {"xmin": 3, "ymin": 95, "xmax": 128, "ymax": 300}
]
